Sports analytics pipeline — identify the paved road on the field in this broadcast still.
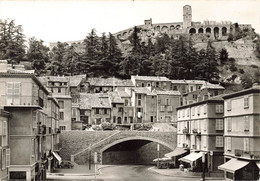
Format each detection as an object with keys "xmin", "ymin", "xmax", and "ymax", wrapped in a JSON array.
[{"xmin": 47, "ymin": 165, "xmax": 200, "ymax": 181}]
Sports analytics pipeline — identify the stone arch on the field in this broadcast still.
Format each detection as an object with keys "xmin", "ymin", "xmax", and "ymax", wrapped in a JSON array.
[
  {"xmin": 129, "ymin": 29, "xmax": 133, "ymax": 34},
  {"xmin": 176, "ymin": 25, "xmax": 181, "ymax": 30},
  {"xmin": 214, "ymin": 27, "xmax": 219, "ymax": 39},
  {"xmin": 123, "ymin": 32, "xmax": 127, "ymax": 37},
  {"xmin": 156, "ymin": 26, "xmax": 160, "ymax": 31},
  {"xmin": 161, "ymin": 26, "xmax": 169, "ymax": 32},
  {"xmin": 170, "ymin": 25, "xmax": 175, "ymax": 31},
  {"xmin": 100, "ymin": 136, "xmax": 174, "ymax": 154},
  {"xmin": 117, "ymin": 34, "xmax": 121, "ymax": 39},
  {"xmin": 189, "ymin": 28, "xmax": 196, "ymax": 34},
  {"xmin": 206, "ymin": 27, "xmax": 211, "ymax": 34},
  {"xmin": 198, "ymin": 28, "xmax": 204, "ymax": 33},
  {"xmin": 222, "ymin": 27, "xmax": 227, "ymax": 36}
]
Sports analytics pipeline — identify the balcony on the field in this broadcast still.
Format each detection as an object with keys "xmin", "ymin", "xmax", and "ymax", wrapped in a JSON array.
[
  {"xmin": 234, "ymin": 149, "xmax": 260, "ymax": 160},
  {"xmin": 1, "ymin": 95, "xmax": 44, "ymax": 108},
  {"xmin": 182, "ymin": 128, "xmax": 190, "ymax": 135},
  {"xmin": 182, "ymin": 143, "xmax": 189, "ymax": 149},
  {"xmin": 54, "ymin": 143, "xmax": 62, "ymax": 151},
  {"xmin": 192, "ymin": 129, "xmax": 201, "ymax": 136},
  {"xmin": 38, "ymin": 125, "xmax": 46, "ymax": 135}
]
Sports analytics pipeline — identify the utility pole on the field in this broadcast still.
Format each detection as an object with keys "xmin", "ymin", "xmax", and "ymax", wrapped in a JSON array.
[
  {"xmin": 157, "ymin": 144, "xmax": 160, "ymax": 168},
  {"xmin": 89, "ymin": 144, "xmax": 91, "ymax": 170}
]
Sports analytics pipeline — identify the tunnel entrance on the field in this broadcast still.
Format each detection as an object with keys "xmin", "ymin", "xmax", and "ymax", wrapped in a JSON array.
[{"xmin": 102, "ymin": 140, "xmax": 172, "ymax": 165}]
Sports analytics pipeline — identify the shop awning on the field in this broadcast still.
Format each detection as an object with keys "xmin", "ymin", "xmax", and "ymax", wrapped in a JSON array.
[
  {"xmin": 256, "ymin": 162, "xmax": 260, "ymax": 169},
  {"xmin": 52, "ymin": 151, "xmax": 62, "ymax": 165},
  {"xmin": 178, "ymin": 152, "xmax": 203, "ymax": 163},
  {"xmin": 165, "ymin": 147, "xmax": 188, "ymax": 158},
  {"xmin": 153, "ymin": 157, "xmax": 172, "ymax": 162},
  {"xmin": 218, "ymin": 159, "xmax": 249, "ymax": 173}
]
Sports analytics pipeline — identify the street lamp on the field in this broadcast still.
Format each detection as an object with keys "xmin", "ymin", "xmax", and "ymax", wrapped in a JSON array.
[
  {"xmin": 157, "ymin": 144, "xmax": 160, "ymax": 168},
  {"xmin": 89, "ymin": 144, "xmax": 92, "ymax": 170},
  {"xmin": 202, "ymin": 152, "xmax": 205, "ymax": 181}
]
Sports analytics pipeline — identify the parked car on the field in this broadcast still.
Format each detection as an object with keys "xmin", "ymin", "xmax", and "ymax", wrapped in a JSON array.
[{"xmin": 58, "ymin": 161, "xmax": 74, "ymax": 168}]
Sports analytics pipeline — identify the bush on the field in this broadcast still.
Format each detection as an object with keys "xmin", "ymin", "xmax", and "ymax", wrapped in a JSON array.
[
  {"xmin": 250, "ymin": 64, "xmax": 259, "ymax": 69},
  {"xmin": 239, "ymin": 69, "xmax": 245, "ymax": 74},
  {"xmin": 230, "ymin": 64, "xmax": 237, "ymax": 72}
]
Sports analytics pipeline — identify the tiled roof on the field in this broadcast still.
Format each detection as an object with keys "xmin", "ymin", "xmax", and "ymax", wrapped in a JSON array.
[
  {"xmin": 153, "ymin": 90, "xmax": 181, "ymax": 95},
  {"xmin": 3, "ymin": 69, "xmax": 35, "ymax": 74},
  {"xmin": 132, "ymin": 75, "xmax": 170, "ymax": 82},
  {"xmin": 223, "ymin": 84, "xmax": 260, "ymax": 99},
  {"xmin": 87, "ymin": 77, "xmax": 134, "ymax": 87},
  {"xmin": 117, "ymin": 90, "xmax": 131, "ymax": 98},
  {"xmin": 132, "ymin": 87, "xmax": 156, "ymax": 95},
  {"xmin": 79, "ymin": 93, "xmax": 111, "ymax": 109},
  {"xmin": 108, "ymin": 92, "xmax": 124, "ymax": 103},
  {"xmin": 171, "ymin": 80, "xmax": 206, "ymax": 84},
  {"xmin": 69, "ymin": 75, "xmax": 85, "ymax": 87},
  {"xmin": 201, "ymin": 83, "xmax": 225, "ymax": 90},
  {"xmin": 38, "ymin": 76, "xmax": 69, "ymax": 82}
]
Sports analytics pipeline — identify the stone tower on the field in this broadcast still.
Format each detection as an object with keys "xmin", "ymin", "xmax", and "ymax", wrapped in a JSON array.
[{"xmin": 183, "ymin": 5, "xmax": 192, "ymax": 32}]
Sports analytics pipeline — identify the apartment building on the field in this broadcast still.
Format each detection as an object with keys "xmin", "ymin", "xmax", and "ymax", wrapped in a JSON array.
[
  {"xmin": 155, "ymin": 90, "xmax": 180, "ymax": 123},
  {"xmin": 117, "ymin": 89, "xmax": 134, "ymax": 124},
  {"xmin": 86, "ymin": 77, "xmax": 134, "ymax": 93},
  {"xmin": 0, "ymin": 65, "xmax": 50, "ymax": 180},
  {"xmin": 131, "ymin": 75, "xmax": 171, "ymax": 90},
  {"xmin": 218, "ymin": 84, "xmax": 260, "ymax": 180},
  {"xmin": 171, "ymin": 80, "xmax": 206, "ymax": 94},
  {"xmin": 177, "ymin": 95, "xmax": 225, "ymax": 172},
  {"xmin": 0, "ymin": 109, "xmax": 10, "ymax": 181},
  {"xmin": 39, "ymin": 76, "xmax": 72, "ymax": 131}
]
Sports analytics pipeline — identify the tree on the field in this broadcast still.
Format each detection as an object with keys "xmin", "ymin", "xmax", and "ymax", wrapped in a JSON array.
[
  {"xmin": 27, "ymin": 37, "xmax": 49, "ymax": 75},
  {"xmin": 219, "ymin": 48, "xmax": 228, "ymax": 64},
  {"xmin": 0, "ymin": 19, "xmax": 26, "ymax": 64}
]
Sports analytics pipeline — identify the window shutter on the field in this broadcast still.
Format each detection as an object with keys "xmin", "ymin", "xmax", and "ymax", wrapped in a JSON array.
[
  {"xmin": 244, "ymin": 138, "xmax": 249, "ymax": 152},
  {"xmin": 6, "ymin": 148, "xmax": 10, "ymax": 167},
  {"xmin": 3, "ymin": 121, "xmax": 7, "ymax": 135},
  {"xmin": 244, "ymin": 116, "xmax": 249, "ymax": 131}
]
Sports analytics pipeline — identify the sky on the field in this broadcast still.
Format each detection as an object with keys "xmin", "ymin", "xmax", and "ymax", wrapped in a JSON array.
[{"xmin": 1, "ymin": 0, "xmax": 260, "ymax": 46}]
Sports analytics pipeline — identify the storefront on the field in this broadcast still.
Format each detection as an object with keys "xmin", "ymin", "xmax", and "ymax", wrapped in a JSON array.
[
  {"xmin": 164, "ymin": 147, "xmax": 188, "ymax": 168},
  {"xmin": 178, "ymin": 152, "xmax": 207, "ymax": 172}
]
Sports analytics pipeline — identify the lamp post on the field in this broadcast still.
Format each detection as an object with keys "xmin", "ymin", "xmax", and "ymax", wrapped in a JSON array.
[
  {"xmin": 94, "ymin": 152, "xmax": 97, "ymax": 181},
  {"xmin": 157, "ymin": 144, "xmax": 160, "ymax": 168},
  {"xmin": 89, "ymin": 144, "xmax": 91, "ymax": 170},
  {"xmin": 202, "ymin": 152, "xmax": 205, "ymax": 181}
]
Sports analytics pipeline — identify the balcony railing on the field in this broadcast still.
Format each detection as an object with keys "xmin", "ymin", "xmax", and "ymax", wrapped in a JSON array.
[
  {"xmin": 182, "ymin": 128, "xmax": 190, "ymax": 135},
  {"xmin": 234, "ymin": 149, "xmax": 260, "ymax": 160},
  {"xmin": 1, "ymin": 95, "xmax": 44, "ymax": 107},
  {"xmin": 192, "ymin": 129, "xmax": 201, "ymax": 135}
]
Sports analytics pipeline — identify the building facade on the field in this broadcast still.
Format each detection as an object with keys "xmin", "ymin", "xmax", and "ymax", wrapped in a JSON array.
[
  {"xmin": 177, "ymin": 95, "xmax": 225, "ymax": 173},
  {"xmin": 218, "ymin": 84, "xmax": 260, "ymax": 180}
]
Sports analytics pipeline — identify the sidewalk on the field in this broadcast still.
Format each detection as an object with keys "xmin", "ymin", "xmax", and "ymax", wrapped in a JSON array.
[
  {"xmin": 47, "ymin": 163, "xmax": 111, "ymax": 177},
  {"xmin": 148, "ymin": 166, "xmax": 224, "ymax": 180}
]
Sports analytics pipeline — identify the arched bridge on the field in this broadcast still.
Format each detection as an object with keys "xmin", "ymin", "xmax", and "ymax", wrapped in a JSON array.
[{"xmin": 60, "ymin": 131, "xmax": 176, "ymax": 165}]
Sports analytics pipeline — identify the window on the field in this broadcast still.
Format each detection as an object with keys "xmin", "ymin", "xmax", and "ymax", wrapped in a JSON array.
[
  {"xmin": 6, "ymin": 82, "xmax": 21, "ymax": 105},
  {"xmin": 60, "ymin": 126, "xmax": 66, "ymax": 130},
  {"xmin": 227, "ymin": 118, "xmax": 232, "ymax": 131},
  {"xmin": 125, "ymin": 100, "xmax": 128, "ymax": 106},
  {"xmin": 166, "ymin": 98, "xmax": 169, "ymax": 105},
  {"xmin": 244, "ymin": 116, "xmax": 249, "ymax": 131},
  {"xmin": 104, "ymin": 109, "xmax": 108, "ymax": 115},
  {"xmin": 138, "ymin": 100, "xmax": 142, "ymax": 106},
  {"xmin": 227, "ymin": 100, "xmax": 231, "ymax": 111},
  {"xmin": 182, "ymin": 110, "xmax": 185, "ymax": 117},
  {"xmin": 187, "ymin": 108, "xmax": 190, "ymax": 117},
  {"xmin": 95, "ymin": 108, "xmax": 99, "ymax": 114},
  {"xmin": 167, "ymin": 106, "xmax": 173, "ymax": 112},
  {"xmin": 244, "ymin": 97, "xmax": 249, "ymax": 108},
  {"xmin": 58, "ymin": 88, "xmax": 61, "ymax": 93},
  {"xmin": 216, "ymin": 105, "xmax": 224, "ymax": 113},
  {"xmin": 160, "ymin": 106, "xmax": 165, "ymax": 112},
  {"xmin": 178, "ymin": 111, "xmax": 180, "ymax": 118},
  {"xmin": 72, "ymin": 108, "xmax": 76, "ymax": 117},
  {"xmin": 138, "ymin": 94, "xmax": 141, "ymax": 99},
  {"xmin": 226, "ymin": 137, "xmax": 232, "ymax": 151},
  {"xmin": 141, "ymin": 83, "xmax": 145, "ymax": 87},
  {"xmin": 173, "ymin": 86, "xmax": 177, "ymax": 90},
  {"xmin": 197, "ymin": 106, "xmax": 201, "ymax": 115},
  {"xmin": 192, "ymin": 107, "xmax": 195, "ymax": 116},
  {"xmin": 118, "ymin": 107, "xmax": 123, "ymax": 112},
  {"xmin": 156, "ymin": 82, "xmax": 159, "ymax": 87},
  {"xmin": 33, "ymin": 111, "xmax": 38, "ymax": 129},
  {"xmin": 1, "ymin": 121, "xmax": 8, "ymax": 147},
  {"xmin": 243, "ymin": 138, "xmax": 249, "ymax": 153},
  {"xmin": 137, "ymin": 108, "xmax": 142, "ymax": 112},
  {"xmin": 216, "ymin": 119, "xmax": 224, "ymax": 130},
  {"xmin": 203, "ymin": 105, "xmax": 207, "ymax": 114},
  {"xmin": 1, "ymin": 149, "xmax": 6, "ymax": 169},
  {"xmin": 59, "ymin": 112, "xmax": 64, "ymax": 120},
  {"xmin": 216, "ymin": 136, "xmax": 224, "ymax": 147},
  {"xmin": 58, "ymin": 101, "xmax": 64, "ymax": 109},
  {"xmin": 147, "ymin": 83, "xmax": 151, "ymax": 87}
]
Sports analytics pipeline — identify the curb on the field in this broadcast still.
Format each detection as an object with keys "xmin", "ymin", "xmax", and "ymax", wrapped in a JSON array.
[
  {"xmin": 47, "ymin": 165, "xmax": 115, "ymax": 177},
  {"xmin": 148, "ymin": 167, "xmax": 224, "ymax": 180}
]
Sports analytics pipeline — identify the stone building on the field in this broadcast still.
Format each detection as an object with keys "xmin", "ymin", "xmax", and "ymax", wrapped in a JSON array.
[
  {"xmin": 177, "ymin": 95, "xmax": 225, "ymax": 173},
  {"xmin": 131, "ymin": 75, "xmax": 171, "ymax": 90},
  {"xmin": 39, "ymin": 76, "xmax": 72, "ymax": 131},
  {"xmin": 114, "ymin": 5, "xmax": 252, "ymax": 43},
  {"xmin": 218, "ymin": 84, "xmax": 260, "ymax": 180}
]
